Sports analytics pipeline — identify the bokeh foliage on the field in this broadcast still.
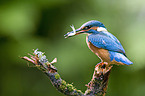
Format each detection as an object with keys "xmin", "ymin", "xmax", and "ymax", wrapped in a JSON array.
[{"xmin": 0, "ymin": 0, "xmax": 145, "ymax": 96}]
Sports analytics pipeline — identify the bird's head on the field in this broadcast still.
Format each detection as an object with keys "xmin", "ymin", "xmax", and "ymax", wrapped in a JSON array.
[{"xmin": 64, "ymin": 20, "xmax": 107, "ymax": 38}]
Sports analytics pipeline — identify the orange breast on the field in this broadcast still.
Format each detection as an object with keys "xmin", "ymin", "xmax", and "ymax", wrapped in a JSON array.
[{"xmin": 86, "ymin": 36, "xmax": 110, "ymax": 62}]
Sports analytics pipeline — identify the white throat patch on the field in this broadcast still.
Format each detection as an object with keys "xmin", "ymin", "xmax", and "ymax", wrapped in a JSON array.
[{"xmin": 97, "ymin": 27, "xmax": 107, "ymax": 32}]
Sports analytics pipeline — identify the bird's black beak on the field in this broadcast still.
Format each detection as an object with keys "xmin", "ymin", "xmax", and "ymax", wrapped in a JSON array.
[
  {"xmin": 75, "ymin": 28, "xmax": 85, "ymax": 34},
  {"xmin": 64, "ymin": 28, "xmax": 85, "ymax": 38}
]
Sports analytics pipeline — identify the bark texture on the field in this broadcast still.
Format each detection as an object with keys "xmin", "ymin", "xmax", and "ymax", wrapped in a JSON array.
[{"xmin": 22, "ymin": 49, "xmax": 112, "ymax": 96}]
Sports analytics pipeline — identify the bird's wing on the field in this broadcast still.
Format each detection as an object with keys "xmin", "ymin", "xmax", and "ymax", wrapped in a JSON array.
[{"xmin": 88, "ymin": 33, "xmax": 126, "ymax": 55}]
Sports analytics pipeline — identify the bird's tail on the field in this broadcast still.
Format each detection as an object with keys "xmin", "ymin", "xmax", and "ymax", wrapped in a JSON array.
[{"xmin": 109, "ymin": 51, "xmax": 133, "ymax": 65}]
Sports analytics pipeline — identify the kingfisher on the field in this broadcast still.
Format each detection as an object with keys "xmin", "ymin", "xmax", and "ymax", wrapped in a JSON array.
[{"xmin": 64, "ymin": 20, "xmax": 133, "ymax": 66}]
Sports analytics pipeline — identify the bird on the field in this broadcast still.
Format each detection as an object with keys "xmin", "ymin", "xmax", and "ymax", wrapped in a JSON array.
[{"xmin": 64, "ymin": 20, "xmax": 133, "ymax": 66}]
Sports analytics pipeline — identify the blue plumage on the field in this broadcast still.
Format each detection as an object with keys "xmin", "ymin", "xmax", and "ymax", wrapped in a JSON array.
[
  {"xmin": 88, "ymin": 32, "xmax": 125, "ymax": 54},
  {"xmin": 88, "ymin": 31, "xmax": 132, "ymax": 65},
  {"xmin": 80, "ymin": 20, "xmax": 106, "ymax": 28},
  {"xmin": 65, "ymin": 20, "xmax": 133, "ymax": 65},
  {"xmin": 109, "ymin": 51, "xmax": 133, "ymax": 65}
]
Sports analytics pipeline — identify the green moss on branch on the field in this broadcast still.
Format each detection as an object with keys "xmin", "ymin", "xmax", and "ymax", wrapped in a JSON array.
[
  {"xmin": 21, "ymin": 49, "xmax": 112, "ymax": 96},
  {"xmin": 21, "ymin": 49, "xmax": 84, "ymax": 96}
]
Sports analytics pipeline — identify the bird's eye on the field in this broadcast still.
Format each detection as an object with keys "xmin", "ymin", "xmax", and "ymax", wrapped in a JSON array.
[{"xmin": 83, "ymin": 26, "xmax": 91, "ymax": 30}]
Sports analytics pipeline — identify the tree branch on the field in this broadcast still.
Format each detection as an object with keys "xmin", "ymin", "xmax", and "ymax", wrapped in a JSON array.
[
  {"xmin": 21, "ymin": 49, "xmax": 112, "ymax": 96},
  {"xmin": 84, "ymin": 63, "xmax": 112, "ymax": 96}
]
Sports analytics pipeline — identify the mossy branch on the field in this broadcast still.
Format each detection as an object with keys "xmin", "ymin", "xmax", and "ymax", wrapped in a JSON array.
[{"xmin": 21, "ymin": 49, "xmax": 112, "ymax": 96}]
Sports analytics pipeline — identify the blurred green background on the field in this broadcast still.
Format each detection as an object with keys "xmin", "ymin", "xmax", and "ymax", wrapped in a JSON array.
[{"xmin": 0, "ymin": 0, "xmax": 145, "ymax": 96}]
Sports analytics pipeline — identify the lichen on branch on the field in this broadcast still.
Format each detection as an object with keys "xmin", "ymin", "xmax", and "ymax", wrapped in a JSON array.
[
  {"xmin": 21, "ymin": 49, "xmax": 112, "ymax": 96},
  {"xmin": 21, "ymin": 49, "xmax": 84, "ymax": 96}
]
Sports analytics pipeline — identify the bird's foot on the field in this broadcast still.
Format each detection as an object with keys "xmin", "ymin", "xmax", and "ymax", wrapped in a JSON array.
[
  {"xmin": 95, "ymin": 62, "xmax": 112, "ymax": 74},
  {"xmin": 95, "ymin": 62, "xmax": 106, "ymax": 68}
]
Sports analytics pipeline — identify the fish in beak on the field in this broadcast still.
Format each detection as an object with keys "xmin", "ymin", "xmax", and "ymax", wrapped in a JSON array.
[{"xmin": 64, "ymin": 25, "xmax": 84, "ymax": 38}]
